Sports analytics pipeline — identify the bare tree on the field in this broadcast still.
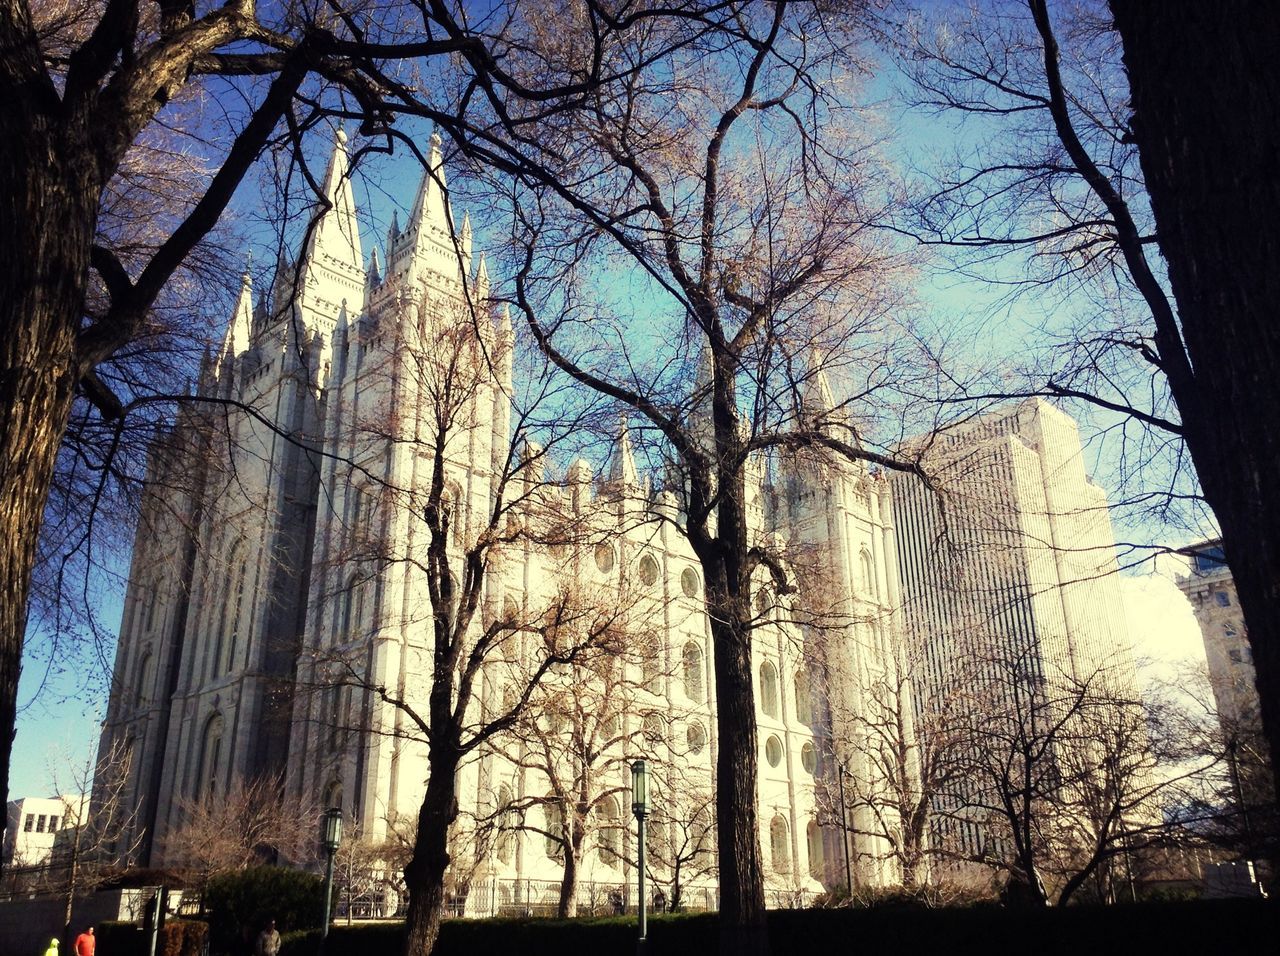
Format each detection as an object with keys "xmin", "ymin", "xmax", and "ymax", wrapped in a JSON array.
[
  {"xmin": 501, "ymin": 637, "xmax": 644, "ymax": 917},
  {"xmin": 47, "ymin": 739, "xmax": 146, "ymax": 945},
  {"xmin": 164, "ymin": 775, "xmax": 320, "ymax": 892},
  {"xmin": 0, "ymin": 0, "xmax": 782, "ymax": 854},
  {"xmin": 888, "ymin": 0, "xmax": 1280, "ymax": 793},
  {"xmin": 495, "ymin": 5, "xmax": 922, "ymax": 949},
  {"xmin": 297, "ymin": 273, "xmax": 634, "ymax": 954}
]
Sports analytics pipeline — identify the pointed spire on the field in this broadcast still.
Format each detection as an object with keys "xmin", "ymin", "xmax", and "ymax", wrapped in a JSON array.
[
  {"xmin": 406, "ymin": 129, "xmax": 450, "ymax": 239},
  {"xmin": 607, "ymin": 414, "xmax": 639, "ymax": 486},
  {"xmin": 303, "ymin": 124, "xmax": 363, "ymax": 275},
  {"xmin": 368, "ymin": 247, "xmax": 382, "ymax": 286},
  {"xmin": 459, "ymin": 210, "xmax": 474, "ymax": 275},
  {"xmin": 216, "ymin": 272, "xmax": 254, "ymax": 388},
  {"xmin": 388, "ymin": 209, "xmax": 400, "ymax": 249},
  {"xmin": 271, "ymin": 245, "xmax": 294, "ymax": 320},
  {"xmin": 474, "ymin": 253, "xmax": 491, "ymax": 300},
  {"xmin": 197, "ymin": 342, "xmax": 216, "ymax": 395}
]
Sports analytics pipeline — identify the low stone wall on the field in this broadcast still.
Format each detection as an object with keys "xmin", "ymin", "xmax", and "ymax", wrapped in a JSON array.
[{"xmin": 0, "ymin": 888, "xmax": 157, "ymax": 956}]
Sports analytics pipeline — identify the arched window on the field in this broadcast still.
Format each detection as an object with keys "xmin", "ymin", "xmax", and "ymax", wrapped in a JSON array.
[
  {"xmin": 144, "ymin": 579, "xmax": 161, "ymax": 633},
  {"xmin": 195, "ymin": 713, "xmax": 224, "ymax": 801},
  {"xmin": 213, "ymin": 538, "xmax": 245, "ymax": 675},
  {"xmin": 807, "ymin": 820, "xmax": 825, "ymax": 881},
  {"xmin": 544, "ymin": 798, "xmax": 565, "ymax": 859},
  {"xmin": 800, "ymin": 742, "xmax": 817, "ymax": 775},
  {"xmin": 135, "ymin": 650, "xmax": 154, "ymax": 709},
  {"xmin": 686, "ymin": 720, "xmax": 707, "ymax": 756},
  {"xmin": 682, "ymin": 642, "xmax": 704, "ymax": 701},
  {"xmin": 770, "ymin": 814, "xmax": 791, "ymax": 874},
  {"xmin": 759, "ymin": 661, "xmax": 779, "ymax": 718},
  {"xmin": 859, "ymin": 550, "xmax": 876, "ymax": 598},
  {"xmin": 598, "ymin": 796, "xmax": 622, "ymax": 867},
  {"xmin": 638, "ymin": 554, "xmax": 660, "ymax": 586},
  {"xmin": 794, "ymin": 669, "xmax": 812, "ymax": 725},
  {"xmin": 224, "ymin": 554, "xmax": 249, "ymax": 674},
  {"xmin": 340, "ymin": 573, "xmax": 358, "ymax": 639},
  {"xmin": 496, "ymin": 785, "xmax": 516, "ymax": 864}
]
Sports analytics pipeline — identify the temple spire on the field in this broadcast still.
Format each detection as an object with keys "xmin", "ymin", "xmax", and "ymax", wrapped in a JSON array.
[
  {"xmin": 607, "ymin": 414, "xmax": 639, "ymax": 486},
  {"xmin": 303, "ymin": 125, "xmax": 363, "ymax": 275},
  {"xmin": 216, "ymin": 271, "xmax": 254, "ymax": 391}
]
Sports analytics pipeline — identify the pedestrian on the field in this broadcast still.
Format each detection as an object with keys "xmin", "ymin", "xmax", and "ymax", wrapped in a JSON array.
[
  {"xmin": 73, "ymin": 927, "xmax": 94, "ymax": 956},
  {"xmin": 653, "ymin": 888, "xmax": 667, "ymax": 913},
  {"xmin": 254, "ymin": 919, "xmax": 281, "ymax": 956},
  {"xmin": 41, "ymin": 939, "xmax": 58, "ymax": 956}
]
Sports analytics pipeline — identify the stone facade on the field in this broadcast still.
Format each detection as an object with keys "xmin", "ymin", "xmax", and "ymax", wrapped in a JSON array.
[{"xmin": 95, "ymin": 131, "xmax": 903, "ymax": 905}]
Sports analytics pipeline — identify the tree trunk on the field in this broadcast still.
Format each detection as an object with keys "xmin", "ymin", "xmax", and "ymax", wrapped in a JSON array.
[
  {"xmin": 0, "ymin": 89, "xmax": 98, "ymax": 850},
  {"xmin": 401, "ymin": 755, "xmax": 460, "ymax": 956},
  {"xmin": 707, "ymin": 606, "xmax": 768, "ymax": 955},
  {"xmin": 1109, "ymin": 2, "xmax": 1280, "ymax": 796},
  {"xmin": 557, "ymin": 839, "xmax": 579, "ymax": 918}
]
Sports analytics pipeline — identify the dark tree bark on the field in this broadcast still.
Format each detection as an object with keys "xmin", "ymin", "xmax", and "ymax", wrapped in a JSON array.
[
  {"xmin": 1108, "ymin": 0, "xmax": 1280, "ymax": 792},
  {"xmin": 402, "ymin": 746, "xmax": 460, "ymax": 956},
  {"xmin": 0, "ymin": 0, "xmax": 108, "ymax": 841}
]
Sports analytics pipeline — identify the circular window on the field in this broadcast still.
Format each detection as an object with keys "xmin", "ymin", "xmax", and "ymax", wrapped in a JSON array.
[
  {"xmin": 638, "ymin": 554, "xmax": 660, "ymax": 586},
  {"xmin": 594, "ymin": 544, "xmax": 615, "ymax": 573},
  {"xmin": 765, "ymin": 734, "xmax": 783, "ymax": 768},
  {"xmin": 686, "ymin": 721, "xmax": 707, "ymax": 755},
  {"xmin": 680, "ymin": 567, "xmax": 700, "ymax": 597},
  {"xmin": 800, "ymin": 741, "xmax": 816, "ymax": 774}
]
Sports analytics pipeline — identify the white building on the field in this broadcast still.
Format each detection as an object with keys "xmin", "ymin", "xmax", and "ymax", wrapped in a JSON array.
[
  {"xmin": 95, "ymin": 130, "xmax": 904, "ymax": 907},
  {"xmin": 3, "ymin": 795, "xmax": 86, "ymax": 869},
  {"xmin": 889, "ymin": 400, "xmax": 1141, "ymax": 859}
]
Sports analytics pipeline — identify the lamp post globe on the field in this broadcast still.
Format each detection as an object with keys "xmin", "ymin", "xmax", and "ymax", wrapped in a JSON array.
[
  {"xmin": 631, "ymin": 759, "xmax": 648, "ymax": 818},
  {"xmin": 322, "ymin": 807, "xmax": 344, "ymax": 853},
  {"xmin": 320, "ymin": 807, "xmax": 343, "ymax": 945}
]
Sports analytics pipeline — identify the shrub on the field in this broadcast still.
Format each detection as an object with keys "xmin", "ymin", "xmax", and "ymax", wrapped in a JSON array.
[
  {"xmin": 160, "ymin": 920, "xmax": 209, "ymax": 956},
  {"xmin": 92, "ymin": 919, "xmax": 207, "ymax": 956},
  {"xmin": 204, "ymin": 866, "xmax": 325, "ymax": 955}
]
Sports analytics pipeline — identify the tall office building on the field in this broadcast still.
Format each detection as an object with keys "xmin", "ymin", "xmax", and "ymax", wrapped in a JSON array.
[{"xmin": 890, "ymin": 400, "xmax": 1139, "ymax": 857}]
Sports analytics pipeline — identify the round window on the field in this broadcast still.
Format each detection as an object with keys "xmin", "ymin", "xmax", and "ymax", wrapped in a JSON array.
[
  {"xmin": 680, "ymin": 566, "xmax": 700, "ymax": 597},
  {"xmin": 594, "ymin": 544, "xmax": 615, "ymax": 573},
  {"xmin": 639, "ymin": 554, "xmax": 660, "ymax": 586},
  {"xmin": 686, "ymin": 721, "xmax": 707, "ymax": 756},
  {"xmin": 765, "ymin": 734, "xmax": 783, "ymax": 768},
  {"xmin": 800, "ymin": 741, "xmax": 816, "ymax": 774}
]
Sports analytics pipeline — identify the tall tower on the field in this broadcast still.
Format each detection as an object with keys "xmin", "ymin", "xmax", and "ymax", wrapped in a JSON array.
[
  {"xmin": 889, "ymin": 399, "xmax": 1138, "ymax": 858},
  {"xmin": 96, "ymin": 128, "xmax": 365, "ymax": 861},
  {"xmin": 285, "ymin": 131, "xmax": 510, "ymax": 838}
]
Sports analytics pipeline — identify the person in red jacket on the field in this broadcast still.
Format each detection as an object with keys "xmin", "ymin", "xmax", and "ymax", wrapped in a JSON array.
[{"xmin": 72, "ymin": 927, "xmax": 94, "ymax": 956}]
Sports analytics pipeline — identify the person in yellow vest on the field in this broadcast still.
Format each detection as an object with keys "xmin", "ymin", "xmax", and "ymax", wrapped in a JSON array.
[{"xmin": 41, "ymin": 939, "xmax": 59, "ymax": 956}]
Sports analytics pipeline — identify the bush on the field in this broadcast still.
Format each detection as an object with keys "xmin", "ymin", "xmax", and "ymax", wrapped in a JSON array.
[
  {"xmin": 204, "ymin": 866, "xmax": 325, "ymax": 955},
  {"xmin": 161, "ymin": 920, "xmax": 209, "ymax": 956},
  {"xmin": 92, "ymin": 920, "xmax": 207, "ymax": 956},
  {"xmin": 97, "ymin": 921, "xmax": 147, "ymax": 956},
  {"xmin": 261, "ymin": 900, "xmax": 1280, "ymax": 956}
]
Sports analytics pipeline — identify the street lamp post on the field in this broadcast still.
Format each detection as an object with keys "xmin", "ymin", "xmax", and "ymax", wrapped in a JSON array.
[
  {"xmin": 631, "ymin": 759, "xmax": 649, "ymax": 956},
  {"xmin": 837, "ymin": 763, "xmax": 853, "ymax": 899},
  {"xmin": 320, "ymin": 808, "xmax": 343, "ymax": 945}
]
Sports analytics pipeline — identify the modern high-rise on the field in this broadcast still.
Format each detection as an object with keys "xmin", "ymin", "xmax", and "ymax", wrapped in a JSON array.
[{"xmin": 889, "ymin": 400, "xmax": 1139, "ymax": 857}]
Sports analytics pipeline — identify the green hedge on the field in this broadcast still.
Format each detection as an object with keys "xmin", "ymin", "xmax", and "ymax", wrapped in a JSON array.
[
  {"xmin": 204, "ymin": 866, "xmax": 325, "ymax": 954},
  {"xmin": 95, "ymin": 920, "xmax": 208, "ymax": 956},
  {"xmin": 277, "ymin": 899, "xmax": 1278, "ymax": 956}
]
